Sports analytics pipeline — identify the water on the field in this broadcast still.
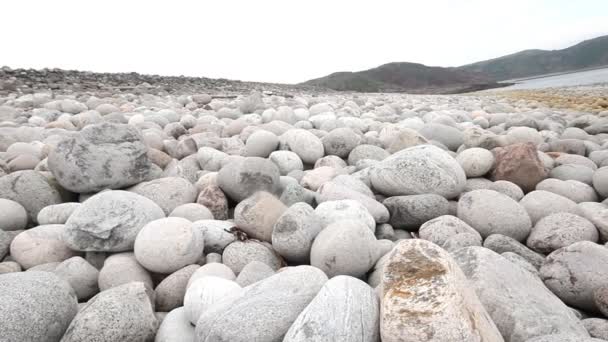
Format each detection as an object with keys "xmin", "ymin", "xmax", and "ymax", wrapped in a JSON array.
[{"xmin": 497, "ymin": 67, "xmax": 608, "ymax": 90}]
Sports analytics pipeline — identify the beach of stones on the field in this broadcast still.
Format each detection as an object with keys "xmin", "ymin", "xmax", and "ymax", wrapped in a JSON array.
[{"xmin": 3, "ymin": 87, "xmax": 608, "ymax": 342}]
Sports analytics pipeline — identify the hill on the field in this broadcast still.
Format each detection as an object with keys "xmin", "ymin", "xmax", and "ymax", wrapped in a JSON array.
[
  {"xmin": 459, "ymin": 35, "xmax": 608, "ymax": 81},
  {"xmin": 301, "ymin": 62, "xmax": 503, "ymax": 94}
]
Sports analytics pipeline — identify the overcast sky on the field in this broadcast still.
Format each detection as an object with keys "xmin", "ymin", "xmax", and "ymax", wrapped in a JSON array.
[{"xmin": 2, "ymin": 0, "xmax": 607, "ymax": 84}]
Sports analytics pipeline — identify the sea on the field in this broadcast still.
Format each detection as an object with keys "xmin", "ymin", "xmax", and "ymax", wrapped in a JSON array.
[{"xmin": 496, "ymin": 67, "xmax": 608, "ymax": 90}]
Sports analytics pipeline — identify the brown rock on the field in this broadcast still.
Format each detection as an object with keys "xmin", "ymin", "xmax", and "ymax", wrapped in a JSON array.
[
  {"xmin": 147, "ymin": 148, "xmax": 173, "ymax": 169},
  {"xmin": 197, "ymin": 185, "xmax": 229, "ymax": 220},
  {"xmin": 492, "ymin": 143, "xmax": 548, "ymax": 192}
]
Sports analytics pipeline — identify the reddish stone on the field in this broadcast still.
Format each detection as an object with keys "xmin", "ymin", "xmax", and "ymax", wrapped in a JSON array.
[
  {"xmin": 197, "ymin": 185, "xmax": 229, "ymax": 220},
  {"xmin": 491, "ymin": 143, "xmax": 548, "ymax": 193}
]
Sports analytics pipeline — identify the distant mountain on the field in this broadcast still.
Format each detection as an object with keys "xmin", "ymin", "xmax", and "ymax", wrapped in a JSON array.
[
  {"xmin": 459, "ymin": 35, "xmax": 608, "ymax": 81},
  {"xmin": 301, "ymin": 62, "xmax": 501, "ymax": 94},
  {"xmin": 301, "ymin": 35, "xmax": 608, "ymax": 93}
]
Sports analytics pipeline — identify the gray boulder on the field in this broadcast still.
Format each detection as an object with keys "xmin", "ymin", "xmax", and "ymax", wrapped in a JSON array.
[
  {"xmin": 134, "ymin": 217, "xmax": 204, "ymax": 274},
  {"xmin": 419, "ymin": 215, "xmax": 481, "ymax": 247},
  {"xmin": 98, "ymin": 252, "xmax": 153, "ymax": 291},
  {"xmin": 128, "ymin": 177, "xmax": 197, "ymax": 215},
  {"xmin": 453, "ymin": 247, "xmax": 588, "ymax": 342},
  {"xmin": 52, "ymin": 256, "xmax": 99, "ymax": 301},
  {"xmin": 310, "ymin": 220, "xmax": 378, "ymax": 278},
  {"xmin": 222, "ymin": 240, "xmax": 283, "ymax": 274},
  {"xmin": 284, "ymin": 276, "xmax": 379, "ymax": 342},
  {"xmin": 217, "ymin": 157, "xmax": 281, "ymax": 202},
  {"xmin": 540, "ymin": 241, "xmax": 608, "ymax": 312},
  {"xmin": 0, "ymin": 271, "xmax": 78, "ymax": 342},
  {"xmin": 235, "ymin": 260, "xmax": 275, "ymax": 287},
  {"xmin": 272, "ymin": 202, "xmax": 323, "ymax": 263},
  {"xmin": 48, "ymin": 123, "xmax": 150, "ymax": 193},
  {"xmin": 154, "ymin": 264, "xmax": 200, "ymax": 312},
  {"xmin": 0, "ymin": 170, "xmax": 62, "ymax": 223},
  {"xmin": 154, "ymin": 307, "xmax": 195, "ymax": 342},
  {"xmin": 0, "ymin": 198, "xmax": 27, "ymax": 230},
  {"xmin": 520, "ymin": 190, "xmax": 581, "ymax": 224},
  {"xmin": 370, "ymin": 145, "xmax": 466, "ymax": 198},
  {"xmin": 314, "ymin": 199, "xmax": 376, "ymax": 231},
  {"xmin": 37, "ymin": 202, "xmax": 81, "ymax": 225},
  {"xmin": 383, "ymin": 194, "xmax": 449, "ymax": 230},
  {"xmin": 234, "ymin": 191, "xmax": 287, "ymax": 242},
  {"xmin": 527, "ymin": 213, "xmax": 598, "ymax": 253},
  {"xmin": 191, "ymin": 220, "xmax": 236, "ymax": 254},
  {"xmin": 64, "ymin": 190, "xmax": 165, "ymax": 252},
  {"xmin": 10, "ymin": 224, "xmax": 78, "ymax": 269},
  {"xmin": 458, "ymin": 189, "xmax": 532, "ymax": 241},
  {"xmin": 195, "ymin": 266, "xmax": 328, "ymax": 342},
  {"xmin": 484, "ymin": 234, "xmax": 545, "ymax": 269},
  {"xmin": 60, "ymin": 282, "xmax": 158, "ymax": 342}
]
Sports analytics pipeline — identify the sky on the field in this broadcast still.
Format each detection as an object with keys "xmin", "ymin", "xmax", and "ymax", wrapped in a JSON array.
[{"xmin": 1, "ymin": 0, "xmax": 607, "ymax": 84}]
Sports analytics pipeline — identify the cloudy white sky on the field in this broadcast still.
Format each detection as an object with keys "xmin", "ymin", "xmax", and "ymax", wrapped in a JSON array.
[{"xmin": 2, "ymin": 0, "xmax": 607, "ymax": 83}]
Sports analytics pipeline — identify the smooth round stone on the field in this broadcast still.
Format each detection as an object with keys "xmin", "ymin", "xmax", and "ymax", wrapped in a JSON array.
[
  {"xmin": 268, "ymin": 151, "xmax": 304, "ymax": 175},
  {"xmin": 527, "ymin": 213, "xmax": 599, "ymax": 253},
  {"xmin": 0, "ymin": 261, "xmax": 22, "ymax": 274},
  {"xmin": 582, "ymin": 318, "xmax": 608, "ymax": 340},
  {"xmin": 194, "ymin": 266, "xmax": 328, "ymax": 342},
  {"xmin": 457, "ymin": 189, "xmax": 532, "ymax": 241},
  {"xmin": 383, "ymin": 194, "xmax": 449, "ymax": 230},
  {"xmin": 314, "ymin": 199, "xmax": 376, "ymax": 231},
  {"xmin": 155, "ymin": 307, "xmax": 195, "ymax": 342},
  {"xmin": 281, "ymin": 129, "xmax": 325, "ymax": 164},
  {"xmin": 322, "ymin": 127, "xmax": 361, "ymax": 158},
  {"xmin": 52, "ymin": 256, "xmax": 99, "ymax": 301},
  {"xmin": 222, "ymin": 241, "xmax": 283, "ymax": 274},
  {"xmin": 272, "ymin": 202, "xmax": 323, "ymax": 263},
  {"xmin": 488, "ymin": 180, "xmax": 525, "ymax": 201},
  {"xmin": 60, "ymin": 282, "xmax": 158, "ymax": 342},
  {"xmin": 0, "ymin": 170, "xmax": 63, "ymax": 223},
  {"xmin": 217, "ymin": 157, "xmax": 281, "ymax": 202},
  {"xmin": 0, "ymin": 198, "xmax": 27, "ymax": 230},
  {"xmin": 235, "ymin": 261, "xmax": 276, "ymax": 287},
  {"xmin": 245, "ymin": 130, "xmax": 279, "ymax": 158},
  {"xmin": 419, "ymin": 123, "xmax": 464, "ymax": 151},
  {"xmin": 316, "ymin": 181, "xmax": 389, "ymax": 224},
  {"xmin": 0, "ymin": 271, "xmax": 78, "ymax": 342},
  {"xmin": 550, "ymin": 164, "xmax": 594, "ymax": 185},
  {"xmin": 187, "ymin": 262, "xmax": 236, "ymax": 289},
  {"xmin": 64, "ymin": 190, "xmax": 165, "ymax": 252},
  {"xmin": 310, "ymin": 220, "xmax": 379, "ymax": 278},
  {"xmin": 284, "ymin": 275, "xmax": 379, "ymax": 342},
  {"xmin": 484, "ymin": 233, "xmax": 545, "ymax": 269},
  {"xmin": 594, "ymin": 285, "xmax": 608, "ymax": 317},
  {"xmin": 536, "ymin": 179, "xmax": 599, "ymax": 203},
  {"xmin": 37, "ymin": 202, "xmax": 81, "ymax": 225},
  {"xmin": 593, "ymin": 166, "xmax": 608, "ymax": 198},
  {"xmin": 555, "ymin": 154, "xmax": 598, "ymax": 170},
  {"xmin": 419, "ymin": 215, "xmax": 482, "ymax": 247},
  {"xmin": 128, "ymin": 177, "xmax": 198, "ymax": 215},
  {"xmin": 541, "ymin": 241, "xmax": 608, "ymax": 312},
  {"xmin": 442, "ymin": 232, "xmax": 483, "ymax": 252},
  {"xmin": 191, "ymin": 220, "xmax": 236, "ymax": 254},
  {"xmin": 48, "ymin": 123, "xmax": 151, "ymax": 193},
  {"xmin": 184, "ymin": 276, "xmax": 242, "ymax": 324},
  {"xmin": 10, "ymin": 224, "xmax": 78, "ymax": 269},
  {"xmin": 234, "ymin": 191, "xmax": 287, "ymax": 242},
  {"xmin": 169, "ymin": 203, "xmax": 214, "ymax": 221},
  {"xmin": 155, "ymin": 264, "xmax": 200, "ymax": 312},
  {"xmin": 462, "ymin": 177, "xmax": 493, "ymax": 193},
  {"xmin": 520, "ymin": 190, "xmax": 581, "ymax": 224},
  {"xmin": 456, "ymin": 147, "xmax": 495, "ymax": 177},
  {"xmin": 196, "ymin": 147, "xmax": 228, "ymax": 172},
  {"xmin": 196, "ymin": 185, "xmax": 229, "ymax": 220},
  {"xmin": 98, "ymin": 252, "xmax": 153, "ymax": 291},
  {"xmin": 348, "ymin": 144, "xmax": 390, "ymax": 166},
  {"xmin": 134, "ymin": 217, "xmax": 204, "ymax": 274},
  {"xmin": 369, "ymin": 145, "xmax": 466, "ymax": 199}
]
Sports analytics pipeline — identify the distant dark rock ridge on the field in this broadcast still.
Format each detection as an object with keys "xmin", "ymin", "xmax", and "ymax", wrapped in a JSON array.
[{"xmin": 459, "ymin": 35, "xmax": 608, "ymax": 81}]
